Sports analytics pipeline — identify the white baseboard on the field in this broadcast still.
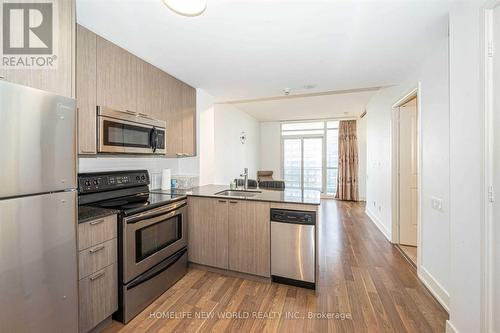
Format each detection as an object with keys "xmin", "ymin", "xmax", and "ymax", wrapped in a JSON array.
[
  {"xmin": 365, "ymin": 208, "xmax": 391, "ymax": 241},
  {"xmin": 446, "ymin": 320, "xmax": 458, "ymax": 333},
  {"xmin": 419, "ymin": 266, "xmax": 450, "ymax": 313}
]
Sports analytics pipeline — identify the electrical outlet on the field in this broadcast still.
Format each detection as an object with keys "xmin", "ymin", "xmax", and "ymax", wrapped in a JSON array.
[{"xmin": 431, "ymin": 197, "xmax": 444, "ymax": 212}]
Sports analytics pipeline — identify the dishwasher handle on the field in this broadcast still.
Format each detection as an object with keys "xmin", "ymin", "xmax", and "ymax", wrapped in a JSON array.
[{"xmin": 270, "ymin": 208, "xmax": 316, "ymax": 225}]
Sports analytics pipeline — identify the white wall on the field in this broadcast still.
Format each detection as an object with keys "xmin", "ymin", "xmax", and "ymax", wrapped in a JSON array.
[
  {"xmin": 357, "ymin": 116, "xmax": 367, "ymax": 200},
  {"xmin": 365, "ymin": 25, "xmax": 451, "ymax": 310},
  {"xmin": 213, "ymin": 104, "xmax": 260, "ymax": 184},
  {"xmin": 448, "ymin": 2, "xmax": 486, "ymax": 332},
  {"xmin": 259, "ymin": 122, "xmax": 282, "ymax": 179}
]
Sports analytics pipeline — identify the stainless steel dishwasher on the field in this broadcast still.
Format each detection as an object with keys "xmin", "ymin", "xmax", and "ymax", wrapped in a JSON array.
[{"xmin": 270, "ymin": 208, "xmax": 316, "ymax": 289}]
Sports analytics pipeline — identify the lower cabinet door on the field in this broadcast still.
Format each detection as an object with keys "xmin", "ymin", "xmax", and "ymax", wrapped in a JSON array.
[
  {"xmin": 228, "ymin": 200, "xmax": 271, "ymax": 277},
  {"xmin": 188, "ymin": 197, "xmax": 228, "ymax": 269},
  {"xmin": 79, "ymin": 263, "xmax": 118, "ymax": 333}
]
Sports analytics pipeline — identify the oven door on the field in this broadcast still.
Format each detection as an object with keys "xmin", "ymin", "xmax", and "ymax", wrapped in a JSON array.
[
  {"xmin": 98, "ymin": 115, "xmax": 166, "ymax": 155},
  {"xmin": 123, "ymin": 200, "xmax": 187, "ymax": 283}
]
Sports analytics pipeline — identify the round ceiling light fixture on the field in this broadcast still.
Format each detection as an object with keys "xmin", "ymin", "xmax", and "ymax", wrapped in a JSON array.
[{"xmin": 162, "ymin": 0, "xmax": 207, "ymax": 17}]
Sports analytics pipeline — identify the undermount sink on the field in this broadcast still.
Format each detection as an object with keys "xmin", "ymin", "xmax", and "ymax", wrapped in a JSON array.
[{"xmin": 214, "ymin": 190, "xmax": 262, "ymax": 198}]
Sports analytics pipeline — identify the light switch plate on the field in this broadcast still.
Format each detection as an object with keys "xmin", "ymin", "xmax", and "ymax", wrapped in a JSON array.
[{"xmin": 431, "ymin": 197, "xmax": 444, "ymax": 212}]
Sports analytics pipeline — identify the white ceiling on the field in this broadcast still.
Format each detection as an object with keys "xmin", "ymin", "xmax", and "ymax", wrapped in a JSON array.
[
  {"xmin": 77, "ymin": 0, "xmax": 451, "ymax": 103},
  {"xmin": 228, "ymin": 88, "xmax": 378, "ymax": 121}
]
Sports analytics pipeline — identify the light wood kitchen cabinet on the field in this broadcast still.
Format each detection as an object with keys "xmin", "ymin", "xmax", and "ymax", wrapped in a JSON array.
[
  {"xmin": 96, "ymin": 36, "xmax": 137, "ymax": 112},
  {"xmin": 188, "ymin": 197, "xmax": 228, "ymax": 269},
  {"xmin": 79, "ymin": 263, "xmax": 118, "ymax": 333},
  {"xmin": 160, "ymin": 74, "xmax": 184, "ymax": 157},
  {"xmin": 75, "ymin": 26, "xmax": 196, "ymax": 156},
  {"xmin": 77, "ymin": 215, "xmax": 118, "ymax": 333},
  {"xmin": 181, "ymin": 82, "xmax": 197, "ymax": 156},
  {"xmin": 0, "ymin": 0, "xmax": 75, "ymax": 98},
  {"xmin": 188, "ymin": 197, "xmax": 270, "ymax": 277},
  {"xmin": 228, "ymin": 200, "xmax": 271, "ymax": 277},
  {"xmin": 76, "ymin": 25, "xmax": 97, "ymax": 154},
  {"xmin": 137, "ymin": 59, "xmax": 161, "ymax": 118}
]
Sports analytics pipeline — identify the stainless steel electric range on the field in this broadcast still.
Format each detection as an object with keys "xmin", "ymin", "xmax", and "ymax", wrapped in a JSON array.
[{"xmin": 78, "ymin": 170, "xmax": 188, "ymax": 323}]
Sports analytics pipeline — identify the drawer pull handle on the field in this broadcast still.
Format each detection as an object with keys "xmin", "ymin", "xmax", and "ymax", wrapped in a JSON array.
[
  {"xmin": 218, "ymin": 200, "xmax": 227, "ymax": 203},
  {"xmin": 89, "ymin": 219, "xmax": 104, "ymax": 226},
  {"xmin": 89, "ymin": 244, "xmax": 105, "ymax": 254},
  {"xmin": 90, "ymin": 271, "xmax": 105, "ymax": 281},
  {"xmin": 229, "ymin": 201, "xmax": 238, "ymax": 204}
]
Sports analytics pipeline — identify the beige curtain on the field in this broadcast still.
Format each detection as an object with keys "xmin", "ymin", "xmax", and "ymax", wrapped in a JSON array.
[{"xmin": 335, "ymin": 120, "xmax": 359, "ymax": 201}]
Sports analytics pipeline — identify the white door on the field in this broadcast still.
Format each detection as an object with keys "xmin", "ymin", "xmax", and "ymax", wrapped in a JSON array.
[{"xmin": 399, "ymin": 98, "xmax": 418, "ymax": 246}]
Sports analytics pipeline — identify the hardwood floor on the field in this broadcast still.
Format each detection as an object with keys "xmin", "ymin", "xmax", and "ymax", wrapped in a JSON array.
[{"xmin": 104, "ymin": 200, "xmax": 448, "ymax": 333}]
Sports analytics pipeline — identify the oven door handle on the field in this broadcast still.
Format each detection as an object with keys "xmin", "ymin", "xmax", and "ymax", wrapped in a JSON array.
[
  {"xmin": 124, "ymin": 201, "xmax": 187, "ymax": 224},
  {"xmin": 126, "ymin": 247, "xmax": 187, "ymax": 290}
]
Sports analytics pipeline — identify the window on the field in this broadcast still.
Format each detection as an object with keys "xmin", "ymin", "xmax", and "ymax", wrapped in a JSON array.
[{"xmin": 281, "ymin": 121, "xmax": 339, "ymax": 195}]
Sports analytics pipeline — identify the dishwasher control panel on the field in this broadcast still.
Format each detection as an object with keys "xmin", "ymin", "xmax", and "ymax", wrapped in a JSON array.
[{"xmin": 270, "ymin": 209, "xmax": 316, "ymax": 225}]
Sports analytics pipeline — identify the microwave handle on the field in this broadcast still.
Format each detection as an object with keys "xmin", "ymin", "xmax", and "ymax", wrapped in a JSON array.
[{"xmin": 150, "ymin": 127, "xmax": 158, "ymax": 153}]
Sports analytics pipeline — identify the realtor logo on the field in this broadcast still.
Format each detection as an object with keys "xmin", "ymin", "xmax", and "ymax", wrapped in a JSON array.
[{"xmin": 1, "ymin": 0, "xmax": 57, "ymax": 68}]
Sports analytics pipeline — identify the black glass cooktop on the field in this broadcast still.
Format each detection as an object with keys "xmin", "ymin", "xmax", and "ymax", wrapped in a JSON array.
[{"xmin": 90, "ymin": 192, "xmax": 184, "ymax": 216}]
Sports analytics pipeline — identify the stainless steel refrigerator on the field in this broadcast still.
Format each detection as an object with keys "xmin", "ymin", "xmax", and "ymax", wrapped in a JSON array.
[{"xmin": 0, "ymin": 81, "xmax": 78, "ymax": 332}]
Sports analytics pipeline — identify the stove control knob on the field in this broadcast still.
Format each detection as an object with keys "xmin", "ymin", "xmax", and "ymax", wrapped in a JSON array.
[
  {"xmin": 84, "ymin": 180, "xmax": 90, "ymax": 186},
  {"xmin": 141, "ymin": 175, "xmax": 146, "ymax": 181},
  {"xmin": 93, "ymin": 180, "xmax": 99, "ymax": 185},
  {"xmin": 136, "ymin": 176, "xmax": 141, "ymax": 181}
]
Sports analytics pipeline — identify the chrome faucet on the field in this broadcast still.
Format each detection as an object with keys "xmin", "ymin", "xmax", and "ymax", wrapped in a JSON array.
[{"xmin": 240, "ymin": 168, "xmax": 249, "ymax": 190}]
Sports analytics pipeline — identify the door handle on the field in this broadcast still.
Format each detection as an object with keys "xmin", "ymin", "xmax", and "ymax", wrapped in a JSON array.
[
  {"xmin": 90, "ymin": 271, "xmax": 106, "ymax": 281},
  {"xmin": 89, "ymin": 219, "xmax": 104, "ymax": 226},
  {"xmin": 138, "ymin": 113, "xmax": 152, "ymax": 119},
  {"xmin": 89, "ymin": 244, "xmax": 105, "ymax": 254}
]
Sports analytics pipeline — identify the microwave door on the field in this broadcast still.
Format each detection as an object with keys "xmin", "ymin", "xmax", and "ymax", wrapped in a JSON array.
[{"xmin": 99, "ymin": 117, "xmax": 154, "ymax": 154}]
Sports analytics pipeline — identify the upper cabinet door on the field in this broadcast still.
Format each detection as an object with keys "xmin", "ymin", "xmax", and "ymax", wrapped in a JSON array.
[
  {"xmin": 160, "ymin": 73, "xmax": 183, "ymax": 157},
  {"xmin": 76, "ymin": 25, "xmax": 97, "ymax": 154},
  {"xmin": 181, "ymin": 84, "xmax": 196, "ymax": 156},
  {"xmin": 137, "ymin": 59, "xmax": 161, "ymax": 118},
  {"xmin": 96, "ymin": 37, "xmax": 137, "ymax": 112}
]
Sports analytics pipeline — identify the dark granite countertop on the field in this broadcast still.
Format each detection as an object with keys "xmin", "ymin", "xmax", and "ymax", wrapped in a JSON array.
[
  {"xmin": 78, "ymin": 205, "xmax": 120, "ymax": 224},
  {"xmin": 151, "ymin": 184, "xmax": 321, "ymax": 205}
]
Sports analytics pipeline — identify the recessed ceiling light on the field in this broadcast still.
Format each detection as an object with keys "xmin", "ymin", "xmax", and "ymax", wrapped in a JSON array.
[{"xmin": 162, "ymin": 0, "xmax": 207, "ymax": 17}]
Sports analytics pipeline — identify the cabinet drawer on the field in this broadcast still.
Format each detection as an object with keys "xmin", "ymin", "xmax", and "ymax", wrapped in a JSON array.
[
  {"xmin": 79, "ymin": 238, "xmax": 117, "ymax": 280},
  {"xmin": 78, "ymin": 215, "xmax": 117, "ymax": 251},
  {"xmin": 79, "ymin": 263, "xmax": 118, "ymax": 333}
]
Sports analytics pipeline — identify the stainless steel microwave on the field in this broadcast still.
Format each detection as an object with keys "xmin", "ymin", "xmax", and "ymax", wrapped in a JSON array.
[{"xmin": 97, "ymin": 107, "xmax": 166, "ymax": 155}]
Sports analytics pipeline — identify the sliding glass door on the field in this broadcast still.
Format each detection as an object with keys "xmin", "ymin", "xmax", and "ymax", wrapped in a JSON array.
[
  {"xmin": 282, "ymin": 136, "xmax": 324, "ymax": 196},
  {"xmin": 282, "ymin": 121, "xmax": 339, "ymax": 196}
]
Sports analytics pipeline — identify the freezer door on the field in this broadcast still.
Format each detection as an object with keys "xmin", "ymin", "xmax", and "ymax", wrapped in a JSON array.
[
  {"xmin": 0, "ymin": 81, "xmax": 76, "ymax": 199},
  {"xmin": 0, "ymin": 191, "xmax": 78, "ymax": 333}
]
